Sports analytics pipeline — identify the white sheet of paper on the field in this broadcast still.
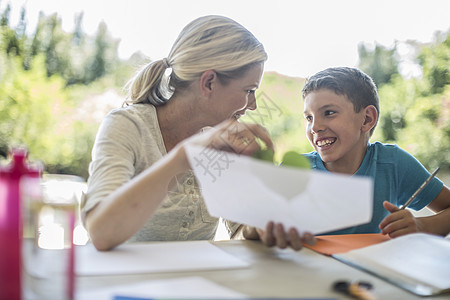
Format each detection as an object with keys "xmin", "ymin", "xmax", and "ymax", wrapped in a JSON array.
[
  {"xmin": 76, "ymin": 241, "xmax": 249, "ymax": 276},
  {"xmin": 186, "ymin": 145, "xmax": 373, "ymax": 234},
  {"xmin": 334, "ymin": 233, "xmax": 450, "ymax": 295},
  {"xmin": 76, "ymin": 276, "xmax": 246, "ymax": 300}
]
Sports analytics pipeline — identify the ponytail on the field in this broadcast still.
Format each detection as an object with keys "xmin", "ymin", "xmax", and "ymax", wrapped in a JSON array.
[{"xmin": 124, "ymin": 59, "xmax": 174, "ymax": 106}]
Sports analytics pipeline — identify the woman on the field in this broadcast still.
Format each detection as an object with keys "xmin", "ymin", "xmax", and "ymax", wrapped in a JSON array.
[{"xmin": 82, "ymin": 15, "xmax": 314, "ymax": 251}]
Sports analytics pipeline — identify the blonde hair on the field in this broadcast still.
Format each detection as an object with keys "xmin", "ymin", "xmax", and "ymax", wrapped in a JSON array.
[{"xmin": 125, "ymin": 15, "xmax": 267, "ymax": 106}]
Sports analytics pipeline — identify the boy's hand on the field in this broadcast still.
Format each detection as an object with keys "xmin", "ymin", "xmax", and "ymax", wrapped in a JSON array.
[
  {"xmin": 379, "ymin": 201, "xmax": 424, "ymax": 238},
  {"xmin": 255, "ymin": 222, "xmax": 316, "ymax": 251}
]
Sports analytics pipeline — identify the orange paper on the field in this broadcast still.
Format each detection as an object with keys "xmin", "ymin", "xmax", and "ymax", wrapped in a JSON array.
[{"xmin": 304, "ymin": 233, "xmax": 391, "ymax": 256}]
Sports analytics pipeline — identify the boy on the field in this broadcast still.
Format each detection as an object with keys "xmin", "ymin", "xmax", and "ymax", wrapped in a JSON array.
[{"xmin": 302, "ymin": 67, "xmax": 450, "ymax": 238}]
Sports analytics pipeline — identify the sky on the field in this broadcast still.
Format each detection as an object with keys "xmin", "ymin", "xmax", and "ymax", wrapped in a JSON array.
[{"xmin": 3, "ymin": 0, "xmax": 450, "ymax": 78}]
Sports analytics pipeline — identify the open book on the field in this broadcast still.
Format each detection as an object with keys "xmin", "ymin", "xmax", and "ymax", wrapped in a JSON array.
[{"xmin": 308, "ymin": 233, "xmax": 450, "ymax": 296}]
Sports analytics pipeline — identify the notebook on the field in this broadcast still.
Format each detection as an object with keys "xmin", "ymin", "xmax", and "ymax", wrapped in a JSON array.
[
  {"xmin": 307, "ymin": 233, "xmax": 450, "ymax": 296},
  {"xmin": 304, "ymin": 233, "xmax": 390, "ymax": 255}
]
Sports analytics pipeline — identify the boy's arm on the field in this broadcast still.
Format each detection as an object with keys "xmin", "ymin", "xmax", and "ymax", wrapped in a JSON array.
[
  {"xmin": 422, "ymin": 185, "xmax": 450, "ymax": 235},
  {"xmin": 379, "ymin": 185, "xmax": 450, "ymax": 237}
]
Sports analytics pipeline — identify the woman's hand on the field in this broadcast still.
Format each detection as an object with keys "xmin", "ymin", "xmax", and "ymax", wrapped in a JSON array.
[
  {"xmin": 185, "ymin": 119, "xmax": 274, "ymax": 156},
  {"xmin": 379, "ymin": 201, "xmax": 424, "ymax": 238},
  {"xmin": 244, "ymin": 222, "xmax": 316, "ymax": 251}
]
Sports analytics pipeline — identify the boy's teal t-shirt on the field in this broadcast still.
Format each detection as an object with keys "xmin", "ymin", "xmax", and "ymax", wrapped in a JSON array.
[{"xmin": 303, "ymin": 142, "xmax": 443, "ymax": 235}]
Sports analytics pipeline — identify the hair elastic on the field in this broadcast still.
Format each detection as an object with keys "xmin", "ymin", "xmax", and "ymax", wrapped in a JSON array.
[{"xmin": 162, "ymin": 58, "xmax": 170, "ymax": 68}]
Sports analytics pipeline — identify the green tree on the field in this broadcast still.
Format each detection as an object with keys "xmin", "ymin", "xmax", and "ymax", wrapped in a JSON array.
[
  {"xmin": 22, "ymin": 11, "xmax": 43, "ymax": 70},
  {"xmin": 0, "ymin": 4, "xmax": 123, "ymax": 178},
  {"xmin": 395, "ymin": 87, "xmax": 450, "ymax": 170},
  {"xmin": 241, "ymin": 72, "xmax": 313, "ymax": 161},
  {"xmin": 0, "ymin": 53, "xmax": 100, "ymax": 178},
  {"xmin": 358, "ymin": 43, "xmax": 400, "ymax": 87},
  {"xmin": 371, "ymin": 30, "xmax": 450, "ymax": 172},
  {"xmin": 373, "ymin": 75, "xmax": 419, "ymax": 142},
  {"xmin": 43, "ymin": 13, "xmax": 71, "ymax": 78},
  {"xmin": 0, "ymin": 3, "xmax": 23, "ymax": 56},
  {"xmin": 0, "ymin": 4, "xmax": 119, "ymax": 87},
  {"xmin": 0, "ymin": 54, "xmax": 64, "ymax": 159},
  {"xmin": 417, "ymin": 31, "xmax": 450, "ymax": 94},
  {"xmin": 83, "ymin": 21, "xmax": 119, "ymax": 84}
]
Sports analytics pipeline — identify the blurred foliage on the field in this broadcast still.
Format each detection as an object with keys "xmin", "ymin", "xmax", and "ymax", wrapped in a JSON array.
[
  {"xmin": 0, "ymin": 3, "xmax": 134, "ymax": 179},
  {"xmin": 0, "ymin": 3, "xmax": 449, "ymax": 180},
  {"xmin": 358, "ymin": 43, "xmax": 400, "ymax": 87},
  {"xmin": 361, "ymin": 31, "xmax": 450, "ymax": 171},
  {"xmin": 418, "ymin": 32, "xmax": 450, "ymax": 95},
  {"xmin": 241, "ymin": 73, "xmax": 313, "ymax": 162}
]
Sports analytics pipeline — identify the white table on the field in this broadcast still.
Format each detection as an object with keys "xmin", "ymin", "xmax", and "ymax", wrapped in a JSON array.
[{"xmin": 25, "ymin": 239, "xmax": 450, "ymax": 300}]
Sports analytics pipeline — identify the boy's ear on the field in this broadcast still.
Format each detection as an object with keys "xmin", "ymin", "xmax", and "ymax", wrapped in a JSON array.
[
  {"xmin": 199, "ymin": 70, "xmax": 217, "ymax": 98},
  {"xmin": 362, "ymin": 105, "xmax": 378, "ymax": 133}
]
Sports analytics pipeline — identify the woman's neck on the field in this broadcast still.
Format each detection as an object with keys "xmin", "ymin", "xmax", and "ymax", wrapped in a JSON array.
[{"xmin": 156, "ymin": 95, "xmax": 205, "ymax": 152}]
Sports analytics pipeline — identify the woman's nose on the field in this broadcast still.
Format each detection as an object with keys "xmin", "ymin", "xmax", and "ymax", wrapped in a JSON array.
[{"xmin": 246, "ymin": 94, "xmax": 257, "ymax": 111}]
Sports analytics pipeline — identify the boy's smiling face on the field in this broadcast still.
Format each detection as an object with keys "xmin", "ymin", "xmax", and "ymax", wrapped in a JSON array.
[{"xmin": 303, "ymin": 89, "xmax": 372, "ymax": 174}]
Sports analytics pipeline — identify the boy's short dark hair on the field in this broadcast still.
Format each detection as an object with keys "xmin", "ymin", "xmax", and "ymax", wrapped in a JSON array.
[{"xmin": 302, "ymin": 67, "xmax": 380, "ymax": 135}]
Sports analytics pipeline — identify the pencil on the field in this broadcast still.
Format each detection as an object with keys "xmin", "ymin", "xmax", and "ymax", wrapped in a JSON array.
[{"xmin": 400, "ymin": 167, "xmax": 440, "ymax": 210}]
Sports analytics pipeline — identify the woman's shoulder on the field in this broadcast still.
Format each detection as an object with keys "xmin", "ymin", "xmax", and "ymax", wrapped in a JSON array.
[
  {"xmin": 101, "ymin": 103, "xmax": 157, "ymax": 128},
  {"xmin": 107, "ymin": 103, "xmax": 156, "ymax": 119},
  {"xmin": 94, "ymin": 103, "xmax": 161, "ymax": 146}
]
